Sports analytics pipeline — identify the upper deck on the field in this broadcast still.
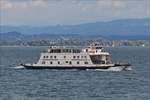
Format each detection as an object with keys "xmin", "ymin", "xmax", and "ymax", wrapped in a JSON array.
[
  {"xmin": 47, "ymin": 44, "xmax": 109, "ymax": 55},
  {"xmin": 48, "ymin": 46, "xmax": 81, "ymax": 53}
]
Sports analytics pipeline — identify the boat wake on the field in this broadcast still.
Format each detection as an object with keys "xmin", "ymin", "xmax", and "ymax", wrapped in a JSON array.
[
  {"xmin": 93, "ymin": 66, "xmax": 132, "ymax": 72},
  {"xmin": 13, "ymin": 65, "xmax": 25, "ymax": 69}
]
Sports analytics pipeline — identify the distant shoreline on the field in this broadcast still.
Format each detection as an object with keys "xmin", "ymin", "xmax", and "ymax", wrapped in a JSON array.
[
  {"xmin": 0, "ymin": 45, "xmax": 49, "ymax": 47},
  {"xmin": 0, "ymin": 45, "xmax": 149, "ymax": 47}
]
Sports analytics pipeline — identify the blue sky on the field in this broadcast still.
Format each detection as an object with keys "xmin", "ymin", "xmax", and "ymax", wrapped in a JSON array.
[{"xmin": 0, "ymin": 0, "xmax": 150, "ymax": 26}]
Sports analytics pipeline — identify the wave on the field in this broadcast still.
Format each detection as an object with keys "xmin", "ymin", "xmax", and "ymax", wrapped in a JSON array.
[
  {"xmin": 93, "ymin": 66, "xmax": 132, "ymax": 72},
  {"xmin": 124, "ymin": 67, "xmax": 132, "ymax": 71},
  {"xmin": 13, "ymin": 65, "xmax": 25, "ymax": 69}
]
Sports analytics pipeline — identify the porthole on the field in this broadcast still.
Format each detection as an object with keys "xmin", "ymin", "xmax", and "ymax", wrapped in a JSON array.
[
  {"xmin": 50, "ymin": 62, "xmax": 53, "ymax": 64},
  {"xmin": 73, "ymin": 56, "xmax": 76, "ymax": 59},
  {"xmin": 43, "ymin": 56, "xmax": 46, "ymax": 58}
]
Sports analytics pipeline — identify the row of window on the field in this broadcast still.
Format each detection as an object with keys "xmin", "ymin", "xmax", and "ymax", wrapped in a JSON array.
[
  {"xmin": 49, "ymin": 49, "xmax": 81, "ymax": 53},
  {"xmin": 73, "ymin": 56, "xmax": 87, "ymax": 59},
  {"xmin": 41, "ymin": 61, "xmax": 89, "ymax": 65},
  {"xmin": 43, "ymin": 56, "xmax": 56, "ymax": 59},
  {"xmin": 43, "ymin": 55, "xmax": 87, "ymax": 59}
]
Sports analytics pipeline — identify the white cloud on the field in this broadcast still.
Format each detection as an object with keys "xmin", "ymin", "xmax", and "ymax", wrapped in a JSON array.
[
  {"xmin": 0, "ymin": 0, "xmax": 149, "ymax": 26},
  {"xmin": 0, "ymin": 0, "xmax": 49, "ymax": 9},
  {"xmin": 32, "ymin": 0, "xmax": 48, "ymax": 7},
  {"xmin": 0, "ymin": 0, "xmax": 13, "ymax": 9}
]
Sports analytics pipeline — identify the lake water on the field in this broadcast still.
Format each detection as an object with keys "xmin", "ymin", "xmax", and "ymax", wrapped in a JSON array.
[{"xmin": 0, "ymin": 46, "xmax": 150, "ymax": 100}]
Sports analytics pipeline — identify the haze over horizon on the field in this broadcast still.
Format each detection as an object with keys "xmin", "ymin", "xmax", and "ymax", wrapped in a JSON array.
[{"xmin": 0, "ymin": 0, "xmax": 150, "ymax": 26}]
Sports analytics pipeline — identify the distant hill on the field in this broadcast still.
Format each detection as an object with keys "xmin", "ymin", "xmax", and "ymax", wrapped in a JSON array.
[
  {"xmin": 0, "ymin": 31, "xmax": 105, "ymax": 42},
  {"xmin": 0, "ymin": 18, "xmax": 150, "ymax": 36},
  {"xmin": 0, "ymin": 31, "xmax": 23, "ymax": 41}
]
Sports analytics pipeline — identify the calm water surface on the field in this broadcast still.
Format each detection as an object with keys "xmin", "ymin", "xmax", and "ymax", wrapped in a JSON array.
[{"xmin": 0, "ymin": 46, "xmax": 150, "ymax": 100}]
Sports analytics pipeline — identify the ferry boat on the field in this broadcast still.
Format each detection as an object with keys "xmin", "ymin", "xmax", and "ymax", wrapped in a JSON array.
[{"xmin": 21, "ymin": 44, "xmax": 131, "ymax": 70}]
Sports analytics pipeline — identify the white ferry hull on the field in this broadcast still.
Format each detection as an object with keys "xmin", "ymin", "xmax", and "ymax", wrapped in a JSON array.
[{"xmin": 22, "ymin": 63, "xmax": 130, "ymax": 70}]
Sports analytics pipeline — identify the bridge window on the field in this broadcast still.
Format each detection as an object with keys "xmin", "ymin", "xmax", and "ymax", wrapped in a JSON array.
[
  {"xmin": 77, "ymin": 61, "xmax": 79, "ymax": 64},
  {"xmin": 66, "ymin": 61, "xmax": 68, "ymax": 63},
  {"xmin": 54, "ymin": 56, "xmax": 56, "ymax": 59},
  {"xmin": 58, "ymin": 61, "xmax": 60, "ymax": 64}
]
